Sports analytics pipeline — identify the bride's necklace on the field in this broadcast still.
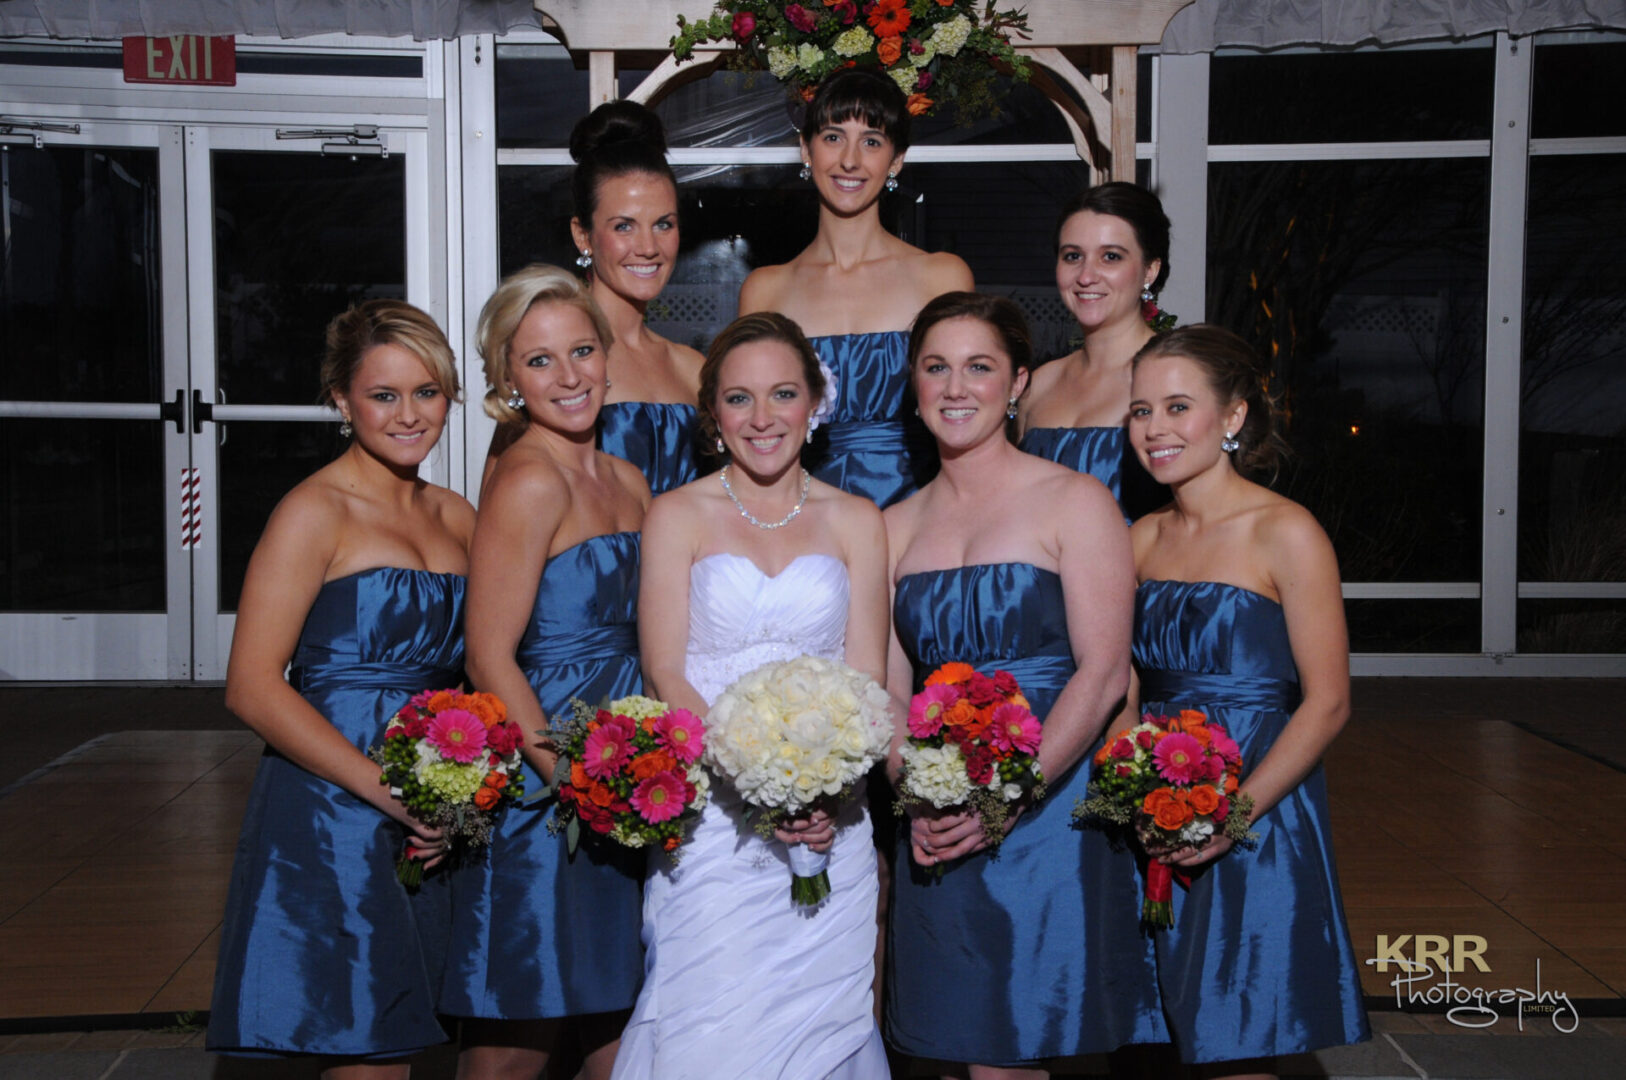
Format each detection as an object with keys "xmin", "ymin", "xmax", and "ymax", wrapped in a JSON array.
[{"xmin": 720, "ymin": 464, "xmax": 811, "ymax": 530}]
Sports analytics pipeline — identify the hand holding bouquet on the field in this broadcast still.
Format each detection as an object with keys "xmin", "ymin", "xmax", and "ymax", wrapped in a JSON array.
[
  {"xmin": 1073, "ymin": 709, "xmax": 1258, "ymax": 927},
  {"xmin": 371, "ymin": 688, "xmax": 525, "ymax": 888},
  {"xmin": 705, "ymin": 655, "xmax": 893, "ymax": 906},
  {"xmin": 548, "ymin": 694, "xmax": 710, "ymax": 859},
  {"xmin": 894, "ymin": 662, "xmax": 1046, "ymax": 870}
]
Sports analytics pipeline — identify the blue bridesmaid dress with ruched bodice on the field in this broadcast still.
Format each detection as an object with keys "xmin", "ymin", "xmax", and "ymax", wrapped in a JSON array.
[
  {"xmin": 1020, "ymin": 425, "xmax": 1165, "ymax": 520},
  {"xmin": 441, "ymin": 532, "xmax": 645, "ymax": 1020},
  {"xmin": 1134, "ymin": 580, "xmax": 1369, "ymax": 1063},
  {"xmin": 599, "ymin": 401, "xmax": 701, "ymax": 495},
  {"xmin": 888, "ymin": 564, "xmax": 1167, "ymax": 1064},
  {"xmin": 809, "ymin": 332, "xmax": 935, "ymax": 508},
  {"xmin": 208, "ymin": 568, "xmax": 465, "ymax": 1058}
]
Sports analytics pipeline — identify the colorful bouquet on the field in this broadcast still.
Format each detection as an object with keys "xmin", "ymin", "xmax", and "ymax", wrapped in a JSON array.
[
  {"xmin": 705, "ymin": 655, "xmax": 893, "ymax": 905},
  {"xmin": 1073, "ymin": 709, "xmax": 1258, "ymax": 927},
  {"xmin": 548, "ymin": 695, "xmax": 710, "ymax": 859},
  {"xmin": 671, "ymin": 0, "xmax": 1031, "ymax": 123},
  {"xmin": 371, "ymin": 688, "xmax": 525, "ymax": 888},
  {"xmin": 894, "ymin": 662, "xmax": 1046, "ymax": 869}
]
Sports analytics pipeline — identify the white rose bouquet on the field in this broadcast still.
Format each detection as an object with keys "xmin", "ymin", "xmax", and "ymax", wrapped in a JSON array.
[{"xmin": 705, "ymin": 655, "xmax": 893, "ymax": 905}]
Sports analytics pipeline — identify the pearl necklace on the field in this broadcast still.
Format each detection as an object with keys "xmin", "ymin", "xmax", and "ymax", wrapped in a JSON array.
[{"xmin": 720, "ymin": 464, "xmax": 811, "ymax": 530}]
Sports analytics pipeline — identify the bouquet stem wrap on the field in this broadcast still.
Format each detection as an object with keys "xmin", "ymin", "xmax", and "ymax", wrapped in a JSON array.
[
  {"xmin": 786, "ymin": 844, "xmax": 832, "ymax": 906},
  {"xmin": 1142, "ymin": 859, "xmax": 1192, "ymax": 928}
]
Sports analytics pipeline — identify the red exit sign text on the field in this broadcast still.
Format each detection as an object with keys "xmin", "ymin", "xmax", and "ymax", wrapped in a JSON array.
[{"xmin": 122, "ymin": 36, "xmax": 236, "ymax": 86}]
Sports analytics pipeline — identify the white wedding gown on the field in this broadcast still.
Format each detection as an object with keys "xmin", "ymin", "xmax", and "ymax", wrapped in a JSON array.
[{"xmin": 612, "ymin": 552, "xmax": 888, "ymax": 1080}]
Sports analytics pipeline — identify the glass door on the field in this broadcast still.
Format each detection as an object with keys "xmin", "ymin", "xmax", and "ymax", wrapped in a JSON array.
[
  {"xmin": 184, "ymin": 124, "xmax": 433, "ymax": 679},
  {"xmin": 0, "ymin": 122, "xmax": 191, "ymax": 679}
]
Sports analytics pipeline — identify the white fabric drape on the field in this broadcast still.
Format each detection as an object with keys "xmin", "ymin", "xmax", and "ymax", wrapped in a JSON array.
[
  {"xmin": 0, "ymin": 0, "xmax": 546, "ymax": 41},
  {"xmin": 1163, "ymin": 0, "xmax": 1626, "ymax": 54}
]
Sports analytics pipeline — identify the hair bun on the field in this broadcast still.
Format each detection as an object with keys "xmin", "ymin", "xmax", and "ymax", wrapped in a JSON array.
[{"xmin": 569, "ymin": 100, "xmax": 668, "ymax": 163}]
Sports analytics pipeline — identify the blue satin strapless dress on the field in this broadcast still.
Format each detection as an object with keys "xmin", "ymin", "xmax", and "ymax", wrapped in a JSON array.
[
  {"xmin": 207, "ymin": 568, "xmax": 465, "ymax": 1058},
  {"xmin": 599, "ymin": 401, "xmax": 702, "ymax": 495},
  {"xmin": 441, "ymin": 532, "xmax": 645, "ymax": 1020},
  {"xmin": 1019, "ymin": 425, "xmax": 1165, "ymax": 520},
  {"xmin": 809, "ymin": 332, "xmax": 935, "ymax": 508},
  {"xmin": 1134, "ymin": 580, "xmax": 1369, "ymax": 1063},
  {"xmin": 888, "ymin": 564, "xmax": 1167, "ymax": 1064}
]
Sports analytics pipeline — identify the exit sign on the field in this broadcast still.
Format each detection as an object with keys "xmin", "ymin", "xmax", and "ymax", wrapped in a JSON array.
[{"xmin": 122, "ymin": 36, "xmax": 236, "ymax": 86}]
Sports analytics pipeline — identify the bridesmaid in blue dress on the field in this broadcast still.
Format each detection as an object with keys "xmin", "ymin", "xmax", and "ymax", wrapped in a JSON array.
[
  {"xmin": 444, "ymin": 266, "xmax": 651, "ymax": 1080},
  {"xmin": 485, "ymin": 102, "xmax": 703, "ymax": 498},
  {"xmin": 208, "ymin": 301, "xmax": 474, "ymax": 1077},
  {"xmin": 1017, "ymin": 182, "xmax": 1171, "ymax": 520},
  {"xmin": 739, "ymin": 70, "xmax": 973, "ymax": 509},
  {"xmin": 1125, "ymin": 326, "xmax": 1369, "ymax": 1074},
  {"xmin": 884, "ymin": 294, "xmax": 1166, "ymax": 1077}
]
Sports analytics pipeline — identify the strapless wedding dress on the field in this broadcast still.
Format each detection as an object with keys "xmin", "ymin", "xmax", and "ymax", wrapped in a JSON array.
[{"xmin": 611, "ymin": 552, "xmax": 888, "ymax": 1080}]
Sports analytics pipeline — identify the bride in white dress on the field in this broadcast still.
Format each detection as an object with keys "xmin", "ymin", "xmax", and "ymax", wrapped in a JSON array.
[{"xmin": 615, "ymin": 313, "xmax": 893, "ymax": 1080}]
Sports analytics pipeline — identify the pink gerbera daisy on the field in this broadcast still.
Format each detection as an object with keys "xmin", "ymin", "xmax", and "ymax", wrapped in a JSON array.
[
  {"xmin": 987, "ymin": 702, "xmax": 1042, "ymax": 755},
  {"xmin": 654, "ymin": 709, "xmax": 705, "ymax": 764},
  {"xmin": 582, "ymin": 722, "xmax": 635, "ymax": 780},
  {"xmin": 1208, "ymin": 726, "xmax": 1242, "ymax": 767},
  {"xmin": 1152, "ymin": 732, "xmax": 1205, "ymax": 784},
  {"xmin": 426, "ymin": 708, "xmax": 487, "ymax": 763},
  {"xmin": 908, "ymin": 684, "xmax": 959, "ymax": 738},
  {"xmin": 630, "ymin": 770, "xmax": 688, "ymax": 824}
]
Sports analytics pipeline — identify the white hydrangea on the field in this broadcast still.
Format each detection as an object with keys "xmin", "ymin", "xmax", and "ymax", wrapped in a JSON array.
[
  {"xmin": 606, "ymin": 693, "xmax": 667, "ymax": 722},
  {"xmin": 911, "ymin": 41, "xmax": 937, "ymax": 68},
  {"xmin": 1180, "ymin": 818, "xmax": 1216, "ymax": 846},
  {"xmin": 929, "ymin": 14, "xmax": 972, "ymax": 57},
  {"xmin": 797, "ymin": 42, "xmax": 825, "ymax": 71},
  {"xmin": 767, "ymin": 45, "xmax": 798, "ymax": 80},
  {"xmin": 832, "ymin": 26, "xmax": 874, "ymax": 58},
  {"xmin": 888, "ymin": 66, "xmax": 917, "ymax": 94},
  {"xmin": 899, "ymin": 742, "xmax": 974, "ymax": 808}
]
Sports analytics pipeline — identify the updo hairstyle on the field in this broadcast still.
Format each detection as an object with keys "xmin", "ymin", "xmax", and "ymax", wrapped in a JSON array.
[
  {"xmin": 697, "ymin": 312, "xmax": 828, "ymax": 450},
  {"xmin": 321, "ymin": 299, "xmax": 460, "ymax": 407},
  {"xmin": 800, "ymin": 69, "xmax": 911, "ymax": 154},
  {"xmin": 1133, "ymin": 325, "xmax": 1287, "ymax": 481},
  {"xmin": 476, "ymin": 264, "xmax": 615, "ymax": 426},
  {"xmin": 907, "ymin": 291, "xmax": 1034, "ymax": 376},
  {"xmin": 1055, "ymin": 181, "xmax": 1171, "ymax": 294},
  {"xmin": 569, "ymin": 100, "xmax": 677, "ymax": 229}
]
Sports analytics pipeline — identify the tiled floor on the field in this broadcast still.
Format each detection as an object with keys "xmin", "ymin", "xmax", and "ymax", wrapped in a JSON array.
[{"xmin": 0, "ymin": 679, "xmax": 1622, "ymax": 1078}]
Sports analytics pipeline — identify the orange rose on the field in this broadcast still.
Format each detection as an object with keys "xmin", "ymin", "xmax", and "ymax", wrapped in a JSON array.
[
  {"xmin": 1153, "ymin": 796, "xmax": 1194, "ymax": 831},
  {"xmin": 1142, "ymin": 787, "xmax": 1178, "ymax": 817},
  {"xmin": 588, "ymin": 782, "xmax": 615, "ymax": 807},
  {"xmin": 664, "ymin": 835, "xmax": 681, "ymax": 851},
  {"xmin": 1188, "ymin": 785, "xmax": 1220, "ymax": 815},
  {"xmin": 906, "ymin": 93, "xmax": 933, "ymax": 116},
  {"xmin": 630, "ymin": 751, "xmax": 678, "ymax": 781},
  {"xmin": 926, "ymin": 662, "xmax": 976, "ymax": 687},
  {"xmin": 1093, "ymin": 742, "xmax": 1113, "ymax": 766},
  {"xmin": 474, "ymin": 785, "xmax": 501, "ymax": 810},
  {"xmin": 877, "ymin": 36, "xmax": 903, "ymax": 65},
  {"xmin": 426, "ymin": 689, "xmax": 458, "ymax": 714},
  {"xmin": 1224, "ymin": 773, "xmax": 1239, "ymax": 795},
  {"xmin": 570, "ymin": 760, "xmax": 590, "ymax": 789},
  {"xmin": 941, "ymin": 698, "xmax": 977, "ymax": 727}
]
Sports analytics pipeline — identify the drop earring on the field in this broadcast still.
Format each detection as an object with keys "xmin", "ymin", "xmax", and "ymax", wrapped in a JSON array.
[
  {"xmin": 715, "ymin": 436, "xmax": 726, "ymax": 455},
  {"xmin": 505, "ymin": 388, "xmax": 525, "ymax": 410},
  {"xmin": 338, "ymin": 416, "xmax": 353, "ymax": 438},
  {"xmin": 805, "ymin": 427, "xmax": 814, "ymax": 445},
  {"xmin": 1221, "ymin": 432, "xmax": 1240, "ymax": 453},
  {"xmin": 1141, "ymin": 284, "xmax": 1154, "ymax": 303},
  {"xmin": 576, "ymin": 251, "xmax": 593, "ymax": 269},
  {"xmin": 798, "ymin": 162, "xmax": 811, "ymax": 181},
  {"xmin": 885, "ymin": 172, "xmax": 898, "ymax": 192},
  {"xmin": 1006, "ymin": 397, "xmax": 1019, "ymax": 421}
]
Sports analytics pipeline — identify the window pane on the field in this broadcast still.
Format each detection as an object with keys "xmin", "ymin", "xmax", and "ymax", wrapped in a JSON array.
[
  {"xmin": 495, "ymin": 43, "xmax": 651, "ymax": 147},
  {"xmin": 1518, "ymin": 155, "xmax": 1626, "ymax": 585},
  {"xmin": 1532, "ymin": 40, "xmax": 1626, "ymax": 139},
  {"xmin": 1210, "ymin": 48, "xmax": 1494, "ymax": 144},
  {"xmin": 212, "ymin": 151, "xmax": 405, "ymax": 404},
  {"xmin": 1518, "ymin": 599, "xmax": 1626, "ymax": 654},
  {"xmin": 1208, "ymin": 159, "xmax": 1489, "ymax": 583},
  {"xmin": 0, "ymin": 419, "xmax": 164, "ymax": 612},
  {"xmin": 499, "ymin": 160, "xmax": 1091, "ymax": 350},
  {"xmin": 1346, "ymin": 599, "xmax": 1479, "ymax": 653},
  {"xmin": 0, "ymin": 145, "xmax": 162, "ymax": 404}
]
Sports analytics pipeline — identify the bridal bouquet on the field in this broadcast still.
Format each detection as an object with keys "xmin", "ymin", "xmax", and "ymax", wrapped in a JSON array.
[
  {"xmin": 706, "ymin": 656, "xmax": 893, "ymax": 905},
  {"xmin": 371, "ymin": 688, "xmax": 526, "ymax": 888},
  {"xmin": 549, "ymin": 695, "xmax": 710, "ymax": 859},
  {"xmin": 1073, "ymin": 709, "xmax": 1257, "ymax": 927},
  {"xmin": 894, "ymin": 662, "xmax": 1046, "ymax": 869}
]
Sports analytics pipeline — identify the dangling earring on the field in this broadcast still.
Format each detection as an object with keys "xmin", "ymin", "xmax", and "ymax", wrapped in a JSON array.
[
  {"xmin": 885, "ymin": 172, "xmax": 899, "ymax": 192},
  {"xmin": 1006, "ymin": 397, "xmax": 1019, "ymax": 421},
  {"xmin": 505, "ymin": 388, "xmax": 525, "ymax": 410},
  {"xmin": 805, "ymin": 427, "xmax": 814, "ymax": 445},
  {"xmin": 798, "ymin": 162, "xmax": 811, "ymax": 181},
  {"xmin": 338, "ymin": 416, "xmax": 353, "ymax": 438},
  {"xmin": 1221, "ymin": 432, "xmax": 1240, "ymax": 453},
  {"xmin": 604, "ymin": 376, "xmax": 612, "ymax": 391},
  {"xmin": 576, "ymin": 251, "xmax": 593, "ymax": 269},
  {"xmin": 715, "ymin": 436, "xmax": 726, "ymax": 455},
  {"xmin": 1141, "ymin": 284, "xmax": 1154, "ymax": 303}
]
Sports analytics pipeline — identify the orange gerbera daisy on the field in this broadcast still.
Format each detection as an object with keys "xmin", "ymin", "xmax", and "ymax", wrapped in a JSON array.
[
  {"xmin": 925, "ymin": 661, "xmax": 975, "ymax": 687},
  {"xmin": 868, "ymin": 0, "xmax": 911, "ymax": 38}
]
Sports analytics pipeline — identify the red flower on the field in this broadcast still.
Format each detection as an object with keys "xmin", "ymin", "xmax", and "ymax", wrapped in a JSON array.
[
  {"xmin": 732, "ymin": 12, "xmax": 756, "ymax": 40},
  {"xmin": 965, "ymin": 745, "xmax": 996, "ymax": 787},
  {"xmin": 785, "ymin": 4, "xmax": 816, "ymax": 33},
  {"xmin": 485, "ymin": 721, "xmax": 522, "ymax": 756},
  {"xmin": 991, "ymin": 670, "xmax": 1019, "ymax": 696},
  {"xmin": 404, "ymin": 716, "xmax": 429, "ymax": 739},
  {"xmin": 1116, "ymin": 763, "xmax": 1134, "ymax": 777},
  {"xmin": 867, "ymin": 0, "xmax": 911, "ymax": 38},
  {"xmin": 1135, "ymin": 729, "xmax": 1155, "ymax": 749},
  {"xmin": 1108, "ymin": 737, "xmax": 1136, "ymax": 760},
  {"xmin": 915, "ymin": 70, "xmax": 934, "ymax": 91},
  {"xmin": 966, "ymin": 672, "xmax": 1001, "ymax": 708},
  {"xmin": 833, "ymin": 1, "xmax": 858, "ymax": 25}
]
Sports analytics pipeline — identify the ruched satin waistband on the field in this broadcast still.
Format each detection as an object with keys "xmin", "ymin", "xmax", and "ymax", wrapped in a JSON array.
[
  {"xmin": 920, "ymin": 654, "xmax": 1074, "ymax": 695},
  {"xmin": 289, "ymin": 661, "xmax": 461, "ymax": 695},
  {"xmin": 1138, "ymin": 669, "xmax": 1300, "ymax": 713},
  {"xmin": 822, "ymin": 420, "xmax": 908, "ymax": 454},
  {"xmin": 516, "ymin": 622, "xmax": 638, "ymax": 668}
]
